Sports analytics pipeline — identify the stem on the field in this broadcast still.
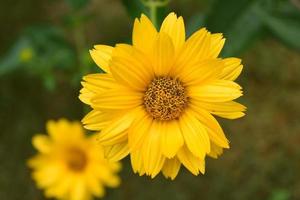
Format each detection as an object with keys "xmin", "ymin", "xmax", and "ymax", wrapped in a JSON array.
[
  {"xmin": 149, "ymin": 3, "xmax": 157, "ymax": 28},
  {"xmin": 141, "ymin": 0, "xmax": 171, "ymax": 28}
]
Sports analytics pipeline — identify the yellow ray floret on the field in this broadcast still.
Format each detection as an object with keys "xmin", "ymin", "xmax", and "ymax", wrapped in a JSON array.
[
  {"xmin": 28, "ymin": 119, "xmax": 121, "ymax": 200},
  {"xmin": 80, "ymin": 12, "xmax": 246, "ymax": 179}
]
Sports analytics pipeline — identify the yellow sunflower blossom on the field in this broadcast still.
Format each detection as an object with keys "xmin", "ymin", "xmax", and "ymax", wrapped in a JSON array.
[
  {"xmin": 79, "ymin": 12, "xmax": 246, "ymax": 179},
  {"xmin": 28, "ymin": 119, "xmax": 121, "ymax": 200}
]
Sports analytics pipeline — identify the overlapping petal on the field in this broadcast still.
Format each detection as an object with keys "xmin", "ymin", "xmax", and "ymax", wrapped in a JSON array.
[
  {"xmin": 104, "ymin": 141, "xmax": 130, "ymax": 162},
  {"xmin": 151, "ymin": 33, "xmax": 175, "ymax": 76},
  {"xmin": 90, "ymin": 45, "xmax": 113, "ymax": 73},
  {"xmin": 178, "ymin": 59, "xmax": 224, "ymax": 86},
  {"xmin": 209, "ymin": 33, "xmax": 225, "ymax": 58},
  {"xmin": 160, "ymin": 121, "xmax": 184, "ymax": 158},
  {"xmin": 141, "ymin": 122, "xmax": 165, "ymax": 178},
  {"xmin": 160, "ymin": 12, "xmax": 185, "ymax": 53},
  {"xmin": 219, "ymin": 58, "xmax": 243, "ymax": 81},
  {"xmin": 177, "ymin": 146, "xmax": 205, "ymax": 175},
  {"xmin": 110, "ymin": 44, "xmax": 153, "ymax": 91},
  {"xmin": 132, "ymin": 14, "xmax": 157, "ymax": 56},
  {"xmin": 79, "ymin": 73, "xmax": 118, "ymax": 105},
  {"xmin": 91, "ymin": 87, "xmax": 142, "ymax": 110},
  {"xmin": 97, "ymin": 110, "xmax": 137, "ymax": 145},
  {"xmin": 173, "ymin": 28, "xmax": 211, "ymax": 75},
  {"xmin": 196, "ymin": 101, "xmax": 246, "ymax": 119},
  {"xmin": 179, "ymin": 109, "xmax": 210, "ymax": 158},
  {"xmin": 189, "ymin": 104, "xmax": 229, "ymax": 148},
  {"xmin": 162, "ymin": 157, "xmax": 181, "ymax": 180},
  {"xmin": 188, "ymin": 80, "xmax": 243, "ymax": 102}
]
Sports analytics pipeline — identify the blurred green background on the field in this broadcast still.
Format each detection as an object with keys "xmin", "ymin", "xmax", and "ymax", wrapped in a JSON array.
[{"xmin": 1, "ymin": 0, "xmax": 300, "ymax": 199}]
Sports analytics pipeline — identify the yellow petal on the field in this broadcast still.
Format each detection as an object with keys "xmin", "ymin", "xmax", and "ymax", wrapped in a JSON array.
[
  {"xmin": 208, "ymin": 142, "xmax": 224, "ymax": 159},
  {"xmin": 44, "ymin": 174, "xmax": 72, "ymax": 198},
  {"xmin": 104, "ymin": 141, "xmax": 129, "ymax": 162},
  {"xmin": 86, "ymin": 173, "xmax": 105, "ymax": 197},
  {"xmin": 189, "ymin": 80, "xmax": 243, "ymax": 102},
  {"xmin": 70, "ymin": 178, "xmax": 88, "ymax": 200},
  {"xmin": 32, "ymin": 134, "xmax": 52, "ymax": 153},
  {"xmin": 130, "ymin": 150, "xmax": 146, "ymax": 176},
  {"xmin": 82, "ymin": 110, "xmax": 116, "ymax": 131},
  {"xmin": 189, "ymin": 104, "xmax": 229, "ymax": 148},
  {"xmin": 132, "ymin": 14, "xmax": 157, "ymax": 56},
  {"xmin": 97, "ymin": 109, "xmax": 138, "ymax": 145},
  {"xmin": 152, "ymin": 33, "xmax": 175, "ymax": 76},
  {"xmin": 142, "ymin": 121, "xmax": 165, "ymax": 178},
  {"xmin": 128, "ymin": 108, "xmax": 153, "ymax": 151},
  {"xmin": 209, "ymin": 33, "xmax": 225, "ymax": 58},
  {"xmin": 82, "ymin": 73, "xmax": 118, "ymax": 92},
  {"xmin": 110, "ymin": 44, "xmax": 153, "ymax": 91},
  {"xmin": 179, "ymin": 110, "xmax": 210, "ymax": 158},
  {"xmin": 177, "ymin": 146, "xmax": 205, "ymax": 175},
  {"xmin": 162, "ymin": 157, "xmax": 181, "ymax": 180},
  {"xmin": 32, "ymin": 164, "xmax": 64, "ymax": 188},
  {"xmin": 219, "ymin": 57, "xmax": 243, "ymax": 81},
  {"xmin": 197, "ymin": 101, "xmax": 246, "ymax": 119},
  {"xmin": 161, "ymin": 121, "xmax": 184, "ymax": 158},
  {"xmin": 93, "ymin": 165, "xmax": 120, "ymax": 187},
  {"xmin": 173, "ymin": 28, "xmax": 211, "ymax": 75},
  {"xmin": 91, "ymin": 87, "xmax": 142, "ymax": 110},
  {"xmin": 46, "ymin": 119, "xmax": 84, "ymax": 142},
  {"xmin": 97, "ymin": 126, "xmax": 128, "ymax": 146},
  {"xmin": 160, "ymin": 12, "xmax": 185, "ymax": 53},
  {"xmin": 79, "ymin": 73, "xmax": 118, "ymax": 105},
  {"xmin": 178, "ymin": 59, "xmax": 224, "ymax": 86},
  {"xmin": 89, "ymin": 45, "xmax": 113, "ymax": 73}
]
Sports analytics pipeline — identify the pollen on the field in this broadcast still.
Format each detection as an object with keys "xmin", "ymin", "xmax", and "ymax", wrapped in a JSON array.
[
  {"xmin": 144, "ymin": 76, "xmax": 188, "ymax": 121},
  {"xmin": 66, "ymin": 147, "xmax": 88, "ymax": 171}
]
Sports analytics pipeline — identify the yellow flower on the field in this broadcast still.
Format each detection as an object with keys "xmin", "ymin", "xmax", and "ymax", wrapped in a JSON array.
[
  {"xmin": 28, "ymin": 119, "xmax": 121, "ymax": 200},
  {"xmin": 79, "ymin": 12, "xmax": 246, "ymax": 179}
]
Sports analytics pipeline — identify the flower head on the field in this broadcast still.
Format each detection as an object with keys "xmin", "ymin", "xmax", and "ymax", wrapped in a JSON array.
[
  {"xmin": 79, "ymin": 12, "xmax": 246, "ymax": 179},
  {"xmin": 28, "ymin": 119, "xmax": 121, "ymax": 199}
]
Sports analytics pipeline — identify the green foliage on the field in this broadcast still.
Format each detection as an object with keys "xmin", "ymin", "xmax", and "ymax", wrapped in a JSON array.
[
  {"xmin": 65, "ymin": 0, "xmax": 90, "ymax": 10},
  {"xmin": 256, "ymin": 3, "xmax": 300, "ymax": 50},
  {"xmin": 0, "ymin": 25, "xmax": 76, "ymax": 90},
  {"xmin": 0, "ymin": 37, "xmax": 32, "ymax": 75},
  {"xmin": 186, "ymin": 0, "xmax": 300, "ymax": 56},
  {"xmin": 270, "ymin": 189, "xmax": 291, "ymax": 200}
]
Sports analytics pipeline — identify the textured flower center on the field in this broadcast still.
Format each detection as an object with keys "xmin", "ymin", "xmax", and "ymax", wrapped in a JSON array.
[
  {"xmin": 66, "ymin": 147, "xmax": 87, "ymax": 172},
  {"xmin": 144, "ymin": 76, "xmax": 188, "ymax": 121}
]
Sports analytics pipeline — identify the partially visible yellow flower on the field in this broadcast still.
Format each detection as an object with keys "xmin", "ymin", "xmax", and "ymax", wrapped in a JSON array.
[
  {"xmin": 28, "ymin": 119, "xmax": 121, "ymax": 200},
  {"xmin": 80, "ymin": 12, "xmax": 246, "ymax": 179}
]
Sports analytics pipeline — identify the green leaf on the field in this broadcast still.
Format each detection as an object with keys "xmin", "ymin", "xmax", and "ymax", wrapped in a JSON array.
[
  {"xmin": 205, "ymin": 0, "xmax": 255, "ymax": 33},
  {"xmin": 222, "ymin": 2, "xmax": 264, "ymax": 56},
  {"xmin": 255, "ymin": 5, "xmax": 300, "ymax": 50},
  {"xmin": 204, "ymin": 0, "xmax": 264, "ymax": 56}
]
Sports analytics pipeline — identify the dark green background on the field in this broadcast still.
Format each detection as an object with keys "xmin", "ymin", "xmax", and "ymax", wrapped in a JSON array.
[{"xmin": 1, "ymin": 0, "xmax": 300, "ymax": 199}]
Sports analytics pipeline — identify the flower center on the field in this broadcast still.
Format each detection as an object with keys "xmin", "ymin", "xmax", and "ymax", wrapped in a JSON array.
[
  {"xmin": 144, "ymin": 76, "xmax": 188, "ymax": 121},
  {"xmin": 66, "ymin": 147, "xmax": 87, "ymax": 172}
]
